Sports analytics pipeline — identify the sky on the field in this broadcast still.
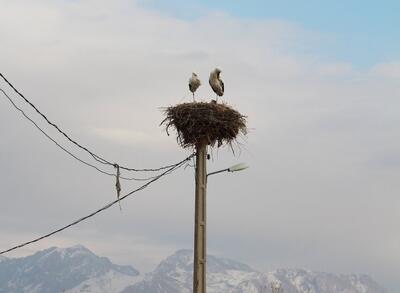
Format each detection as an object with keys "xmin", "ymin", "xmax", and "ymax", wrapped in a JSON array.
[
  {"xmin": 0, "ymin": 0, "xmax": 399, "ymax": 291},
  {"xmin": 140, "ymin": 0, "xmax": 400, "ymax": 68}
]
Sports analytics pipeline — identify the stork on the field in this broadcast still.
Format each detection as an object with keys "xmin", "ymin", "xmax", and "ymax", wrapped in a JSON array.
[
  {"xmin": 209, "ymin": 68, "xmax": 224, "ymax": 102},
  {"xmin": 189, "ymin": 72, "xmax": 201, "ymax": 101}
]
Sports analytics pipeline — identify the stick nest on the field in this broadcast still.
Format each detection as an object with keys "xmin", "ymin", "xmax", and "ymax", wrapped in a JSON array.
[{"xmin": 161, "ymin": 101, "xmax": 247, "ymax": 148}]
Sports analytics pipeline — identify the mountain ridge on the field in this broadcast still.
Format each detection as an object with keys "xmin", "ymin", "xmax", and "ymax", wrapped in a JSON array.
[
  {"xmin": 0, "ymin": 245, "xmax": 387, "ymax": 293},
  {"xmin": 0, "ymin": 245, "xmax": 140, "ymax": 293}
]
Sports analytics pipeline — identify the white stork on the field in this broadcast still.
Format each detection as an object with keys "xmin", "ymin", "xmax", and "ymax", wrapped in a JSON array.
[
  {"xmin": 209, "ymin": 68, "xmax": 224, "ymax": 102},
  {"xmin": 189, "ymin": 72, "xmax": 201, "ymax": 101}
]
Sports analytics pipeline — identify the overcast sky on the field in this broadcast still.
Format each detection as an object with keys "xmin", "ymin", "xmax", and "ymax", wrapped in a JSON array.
[{"xmin": 0, "ymin": 0, "xmax": 399, "ymax": 291}]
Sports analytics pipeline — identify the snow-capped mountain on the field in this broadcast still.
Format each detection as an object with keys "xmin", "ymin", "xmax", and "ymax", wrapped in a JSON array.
[
  {"xmin": 0, "ymin": 246, "xmax": 387, "ymax": 293},
  {"xmin": 0, "ymin": 245, "xmax": 141, "ymax": 293},
  {"xmin": 122, "ymin": 249, "xmax": 386, "ymax": 293},
  {"xmin": 121, "ymin": 249, "xmax": 256, "ymax": 293},
  {"xmin": 267, "ymin": 269, "xmax": 386, "ymax": 293}
]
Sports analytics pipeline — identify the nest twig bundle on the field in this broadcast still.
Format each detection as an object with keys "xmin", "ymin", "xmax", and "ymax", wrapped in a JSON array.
[{"xmin": 161, "ymin": 101, "xmax": 247, "ymax": 148}]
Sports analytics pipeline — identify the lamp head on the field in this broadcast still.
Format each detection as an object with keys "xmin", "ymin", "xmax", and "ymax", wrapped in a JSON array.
[{"xmin": 228, "ymin": 163, "xmax": 249, "ymax": 172}]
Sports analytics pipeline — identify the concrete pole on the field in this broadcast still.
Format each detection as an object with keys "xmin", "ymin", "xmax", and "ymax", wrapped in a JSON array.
[{"xmin": 193, "ymin": 143, "xmax": 207, "ymax": 293}]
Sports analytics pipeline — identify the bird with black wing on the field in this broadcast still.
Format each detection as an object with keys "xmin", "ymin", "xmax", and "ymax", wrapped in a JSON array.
[
  {"xmin": 209, "ymin": 68, "xmax": 224, "ymax": 102},
  {"xmin": 189, "ymin": 72, "xmax": 201, "ymax": 101}
]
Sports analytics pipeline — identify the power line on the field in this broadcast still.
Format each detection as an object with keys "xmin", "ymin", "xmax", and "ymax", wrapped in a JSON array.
[
  {"xmin": 0, "ymin": 88, "xmax": 114, "ymax": 176},
  {"xmin": 0, "ymin": 72, "xmax": 178, "ymax": 172},
  {"xmin": 0, "ymin": 153, "xmax": 194, "ymax": 255},
  {"xmin": 0, "ymin": 87, "xmax": 170, "ymax": 182}
]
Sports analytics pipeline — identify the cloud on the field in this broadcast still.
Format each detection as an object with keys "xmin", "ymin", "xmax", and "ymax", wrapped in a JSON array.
[
  {"xmin": 92, "ymin": 127, "xmax": 168, "ymax": 147},
  {"xmin": 371, "ymin": 61, "xmax": 400, "ymax": 79},
  {"xmin": 0, "ymin": 0, "xmax": 399, "ymax": 290}
]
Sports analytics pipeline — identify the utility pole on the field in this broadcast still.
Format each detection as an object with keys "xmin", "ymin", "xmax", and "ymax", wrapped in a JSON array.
[
  {"xmin": 161, "ymin": 101, "xmax": 247, "ymax": 293},
  {"xmin": 193, "ymin": 143, "xmax": 207, "ymax": 293}
]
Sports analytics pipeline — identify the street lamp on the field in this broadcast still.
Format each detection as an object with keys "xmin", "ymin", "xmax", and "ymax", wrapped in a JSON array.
[{"xmin": 207, "ymin": 162, "xmax": 249, "ymax": 177}]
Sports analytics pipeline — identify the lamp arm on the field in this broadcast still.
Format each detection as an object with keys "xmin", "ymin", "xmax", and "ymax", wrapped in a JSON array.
[{"xmin": 207, "ymin": 168, "xmax": 229, "ymax": 177}]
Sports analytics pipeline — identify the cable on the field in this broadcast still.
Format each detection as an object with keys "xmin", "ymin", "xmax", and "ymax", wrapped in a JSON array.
[
  {"xmin": 0, "ymin": 153, "xmax": 194, "ymax": 255},
  {"xmin": 0, "ymin": 87, "xmax": 167, "ymax": 182},
  {"xmin": 0, "ymin": 72, "xmax": 180, "ymax": 172}
]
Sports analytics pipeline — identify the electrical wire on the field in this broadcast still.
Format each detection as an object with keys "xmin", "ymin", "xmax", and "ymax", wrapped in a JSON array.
[
  {"xmin": 0, "ymin": 87, "xmax": 170, "ymax": 182},
  {"xmin": 0, "ymin": 153, "xmax": 194, "ymax": 255},
  {"xmin": 0, "ymin": 72, "xmax": 179, "ymax": 172}
]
